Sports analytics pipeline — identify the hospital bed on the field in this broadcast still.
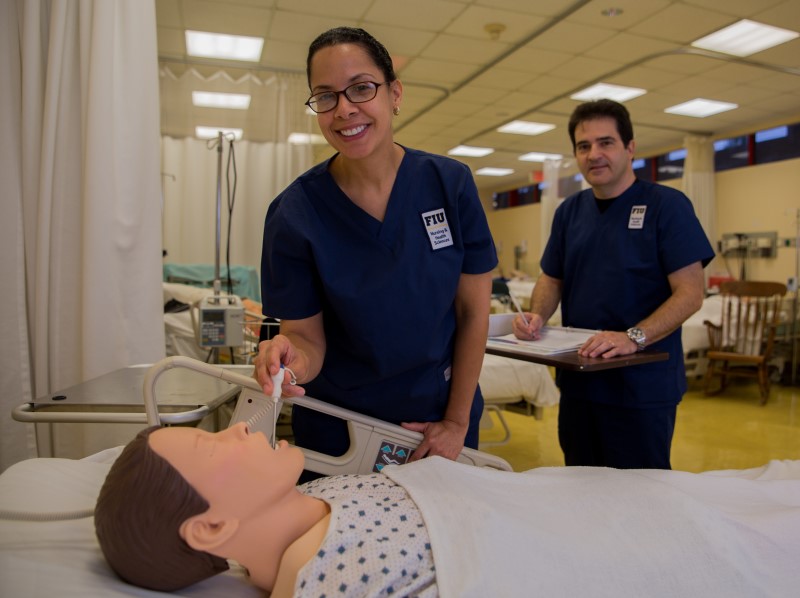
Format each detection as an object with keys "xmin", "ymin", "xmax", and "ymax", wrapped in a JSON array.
[{"xmin": 3, "ymin": 441, "xmax": 799, "ymax": 596}]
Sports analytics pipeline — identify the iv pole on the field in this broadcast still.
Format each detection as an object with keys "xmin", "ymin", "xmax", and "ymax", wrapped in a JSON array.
[{"xmin": 213, "ymin": 131, "xmax": 223, "ymax": 298}]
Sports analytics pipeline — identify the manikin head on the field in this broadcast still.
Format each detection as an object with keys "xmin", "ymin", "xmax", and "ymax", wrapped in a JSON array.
[{"xmin": 94, "ymin": 424, "xmax": 304, "ymax": 591}]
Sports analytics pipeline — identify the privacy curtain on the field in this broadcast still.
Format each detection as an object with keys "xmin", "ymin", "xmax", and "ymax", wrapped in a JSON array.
[
  {"xmin": 682, "ymin": 135, "xmax": 717, "ymax": 274},
  {"xmin": 159, "ymin": 67, "xmax": 313, "ymax": 270},
  {"xmin": 160, "ymin": 136, "xmax": 312, "ymax": 270},
  {"xmin": 1, "ymin": 0, "xmax": 164, "ymax": 469}
]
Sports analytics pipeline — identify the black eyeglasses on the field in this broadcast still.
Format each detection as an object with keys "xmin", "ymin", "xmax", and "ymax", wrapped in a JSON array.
[{"xmin": 305, "ymin": 81, "xmax": 388, "ymax": 114}]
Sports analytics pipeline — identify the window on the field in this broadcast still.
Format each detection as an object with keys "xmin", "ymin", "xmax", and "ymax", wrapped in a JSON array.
[
  {"xmin": 656, "ymin": 148, "xmax": 685, "ymax": 181},
  {"xmin": 492, "ymin": 184, "xmax": 541, "ymax": 210},
  {"xmin": 754, "ymin": 124, "xmax": 800, "ymax": 164},
  {"xmin": 714, "ymin": 136, "xmax": 750, "ymax": 171}
]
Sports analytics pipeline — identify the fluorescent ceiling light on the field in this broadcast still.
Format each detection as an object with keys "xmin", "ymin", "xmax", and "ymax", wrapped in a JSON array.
[
  {"xmin": 691, "ymin": 19, "xmax": 799, "ymax": 57},
  {"xmin": 185, "ymin": 30, "xmax": 264, "ymax": 61},
  {"xmin": 518, "ymin": 152, "xmax": 563, "ymax": 162},
  {"xmin": 570, "ymin": 83, "xmax": 646, "ymax": 102},
  {"xmin": 476, "ymin": 167, "xmax": 514, "ymax": 176},
  {"xmin": 497, "ymin": 121, "xmax": 555, "ymax": 136},
  {"xmin": 448, "ymin": 145, "xmax": 494, "ymax": 157},
  {"xmin": 664, "ymin": 98, "xmax": 738, "ymax": 118},
  {"xmin": 192, "ymin": 91, "xmax": 251, "ymax": 110},
  {"xmin": 195, "ymin": 126, "xmax": 243, "ymax": 140},
  {"xmin": 288, "ymin": 133, "xmax": 327, "ymax": 144}
]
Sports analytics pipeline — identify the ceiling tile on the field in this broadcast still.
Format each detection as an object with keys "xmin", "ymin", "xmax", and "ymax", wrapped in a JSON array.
[
  {"xmin": 628, "ymin": 3, "xmax": 736, "ymax": 43},
  {"xmin": 364, "ymin": 0, "xmax": 467, "ymax": 31}
]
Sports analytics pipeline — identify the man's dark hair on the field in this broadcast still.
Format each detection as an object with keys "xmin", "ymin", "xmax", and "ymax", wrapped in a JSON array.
[{"xmin": 568, "ymin": 99, "xmax": 634, "ymax": 151}]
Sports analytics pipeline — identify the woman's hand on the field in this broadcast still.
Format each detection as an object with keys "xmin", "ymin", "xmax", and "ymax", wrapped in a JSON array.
[
  {"xmin": 253, "ymin": 335, "xmax": 307, "ymax": 398},
  {"xmin": 401, "ymin": 419, "xmax": 467, "ymax": 462}
]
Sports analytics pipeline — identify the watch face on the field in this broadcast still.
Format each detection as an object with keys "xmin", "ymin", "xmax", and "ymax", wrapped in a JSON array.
[{"xmin": 628, "ymin": 328, "xmax": 645, "ymax": 346}]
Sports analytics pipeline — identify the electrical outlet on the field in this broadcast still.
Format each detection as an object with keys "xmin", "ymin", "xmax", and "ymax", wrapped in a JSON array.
[{"xmin": 788, "ymin": 277, "xmax": 798, "ymax": 292}]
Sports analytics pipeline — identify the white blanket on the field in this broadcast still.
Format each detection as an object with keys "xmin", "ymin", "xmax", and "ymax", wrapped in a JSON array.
[{"xmin": 384, "ymin": 457, "xmax": 800, "ymax": 598}]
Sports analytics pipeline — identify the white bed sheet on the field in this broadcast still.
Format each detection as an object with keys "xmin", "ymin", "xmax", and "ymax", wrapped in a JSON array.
[
  {"xmin": 4, "ymin": 451, "xmax": 799, "ymax": 598},
  {"xmin": 386, "ymin": 456, "xmax": 800, "ymax": 598}
]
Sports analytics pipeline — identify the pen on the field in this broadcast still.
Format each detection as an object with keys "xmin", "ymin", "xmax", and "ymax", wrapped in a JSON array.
[{"xmin": 509, "ymin": 292, "xmax": 530, "ymax": 327}]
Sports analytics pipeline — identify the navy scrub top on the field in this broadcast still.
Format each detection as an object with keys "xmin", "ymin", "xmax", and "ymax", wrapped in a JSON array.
[
  {"xmin": 541, "ymin": 179, "xmax": 715, "ymax": 408},
  {"xmin": 261, "ymin": 147, "xmax": 498, "ymax": 450}
]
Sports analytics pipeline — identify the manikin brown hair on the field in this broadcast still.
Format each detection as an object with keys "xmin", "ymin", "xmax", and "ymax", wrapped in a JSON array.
[{"xmin": 94, "ymin": 426, "xmax": 229, "ymax": 591}]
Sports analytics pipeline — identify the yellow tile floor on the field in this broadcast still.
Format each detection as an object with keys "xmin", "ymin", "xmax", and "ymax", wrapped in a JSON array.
[{"xmin": 480, "ymin": 377, "xmax": 800, "ymax": 473}]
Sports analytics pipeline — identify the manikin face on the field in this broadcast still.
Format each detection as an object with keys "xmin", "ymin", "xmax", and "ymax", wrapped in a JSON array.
[
  {"xmin": 149, "ymin": 423, "xmax": 304, "ymax": 520},
  {"xmin": 308, "ymin": 43, "xmax": 402, "ymax": 161},
  {"xmin": 573, "ymin": 117, "xmax": 636, "ymax": 199}
]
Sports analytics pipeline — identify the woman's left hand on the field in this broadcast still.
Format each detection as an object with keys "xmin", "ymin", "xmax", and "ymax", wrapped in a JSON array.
[{"xmin": 401, "ymin": 419, "xmax": 467, "ymax": 462}]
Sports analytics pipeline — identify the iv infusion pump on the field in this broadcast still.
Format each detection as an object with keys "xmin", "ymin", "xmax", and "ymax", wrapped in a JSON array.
[{"xmin": 198, "ymin": 295, "xmax": 245, "ymax": 348}]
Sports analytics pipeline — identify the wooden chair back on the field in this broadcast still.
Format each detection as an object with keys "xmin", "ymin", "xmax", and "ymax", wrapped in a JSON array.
[{"xmin": 703, "ymin": 280, "xmax": 787, "ymax": 403}]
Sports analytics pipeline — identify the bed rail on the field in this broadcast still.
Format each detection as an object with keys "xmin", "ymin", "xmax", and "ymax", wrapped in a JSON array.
[{"xmin": 143, "ymin": 356, "xmax": 512, "ymax": 473}]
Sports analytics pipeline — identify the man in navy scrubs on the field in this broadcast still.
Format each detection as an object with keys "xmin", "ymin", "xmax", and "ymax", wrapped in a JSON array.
[{"xmin": 513, "ymin": 99, "xmax": 714, "ymax": 469}]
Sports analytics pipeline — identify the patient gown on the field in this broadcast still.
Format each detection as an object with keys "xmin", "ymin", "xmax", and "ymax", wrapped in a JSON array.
[{"xmin": 297, "ymin": 472, "xmax": 437, "ymax": 597}]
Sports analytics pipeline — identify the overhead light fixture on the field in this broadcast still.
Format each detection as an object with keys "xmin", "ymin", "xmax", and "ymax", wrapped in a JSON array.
[
  {"xmin": 476, "ymin": 167, "xmax": 514, "ymax": 176},
  {"xmin": 185, "ymin": 30, "xmax": 264, "ymax": 61},
  {"xmin": 288, "ymin": 133, "xmax": 327, "ymax": 144},
  {"xmin": 664, "ymin": 98, "xmax": 738, "ymax": 118},
  {"xmin": 518, "ymin": 152, "xmax": 563, "ymax": 162},
  {"xmin": 497, "ymin": 121, "xmax": 555, "ymax": 136},
  {"xmin": 691, "ymin": 19, "xmax": 799, "ymax": 57},
  {"xmin": 448, "ymin": 145, "xmax": 495, "ymax": 157},
  {"xmin": 192, "ymin": 91, "xmax": 251, "ymax": 110},
  {"xmin": 570, "ymin": 83, "xmax": 646, "ymax": 103},
  {"xmin": 195, "ymin": 126, "xmax": 243, "ymax": 140}
]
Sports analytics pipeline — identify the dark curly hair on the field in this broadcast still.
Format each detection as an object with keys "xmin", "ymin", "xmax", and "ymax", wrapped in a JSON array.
[{"xmin": 94, "ymin": 426, "xmax": 229, "ymax": 591}]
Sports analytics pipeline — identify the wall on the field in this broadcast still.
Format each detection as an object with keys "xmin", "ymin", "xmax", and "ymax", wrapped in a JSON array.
[
  {"xmin": 712, "ymin": 158, "xmax": 799, "ymax": 285},
  {"xmin": 483, "ymin": 156, "xmax": 800, "ymax": 287},
  {"xmin": 484, "ymin": 202, "xmax": 542, "ymax": 278}
]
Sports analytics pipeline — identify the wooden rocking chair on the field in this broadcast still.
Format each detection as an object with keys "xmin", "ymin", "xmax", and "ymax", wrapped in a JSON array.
[{"xmin": 703, "ymin": 281, "xmax": 787, "ymax": 404}]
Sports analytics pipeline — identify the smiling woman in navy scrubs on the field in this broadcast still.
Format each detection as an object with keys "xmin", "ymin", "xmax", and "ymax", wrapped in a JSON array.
[{"xmin": 253, "ymin": 27, "xmax": 497, "ymax": 466}]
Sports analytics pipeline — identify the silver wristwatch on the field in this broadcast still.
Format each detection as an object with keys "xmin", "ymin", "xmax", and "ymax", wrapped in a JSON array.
[{"xmin": 626, "ymin": 327, "xmax": 646, "ymax": 351}]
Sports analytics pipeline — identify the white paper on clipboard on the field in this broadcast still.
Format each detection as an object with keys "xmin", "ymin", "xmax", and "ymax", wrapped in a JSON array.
[{"xmin": 487, "ymin": 326, "xmax": 596, "ymax": 355}]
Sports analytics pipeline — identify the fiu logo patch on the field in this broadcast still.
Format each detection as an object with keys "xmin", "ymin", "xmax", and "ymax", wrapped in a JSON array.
[
  {"xmin": 421, "ymin": 208, "xmax": 454, "ymax": 250},
  {"xmin": 628, "ymin": 205, "xmax": 647, "ymax": 229}
]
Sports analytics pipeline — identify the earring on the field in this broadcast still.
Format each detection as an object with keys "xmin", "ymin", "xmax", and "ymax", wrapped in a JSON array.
[{"xmin": 393, "ymin": 106, "xmax": 400, "ymax": 116}]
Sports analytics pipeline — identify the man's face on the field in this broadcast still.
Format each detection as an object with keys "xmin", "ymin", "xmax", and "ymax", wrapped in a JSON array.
[{"xmin": 573, "ymin": 117, "xmax": 636, "ymax": 199}]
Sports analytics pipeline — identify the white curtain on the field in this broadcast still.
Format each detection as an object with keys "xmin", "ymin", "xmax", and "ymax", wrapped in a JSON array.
[
  {"xmin": 682, "ymin": 135, "xmax": 717, "ymax": 269},
  {"xmin": 159, "ymin": 67, "xmax": 313, "ymax": 270},
  {"xmin": 540, "ymin": 158, "xmax": 581, "ymax": 261},
  {"xmin": 1, "ymin": 0, "xmax": 164, "ymax": 469},
  {"xmin": 161, "ymin": 136, "xmax": 312, "ymax": 270}
]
